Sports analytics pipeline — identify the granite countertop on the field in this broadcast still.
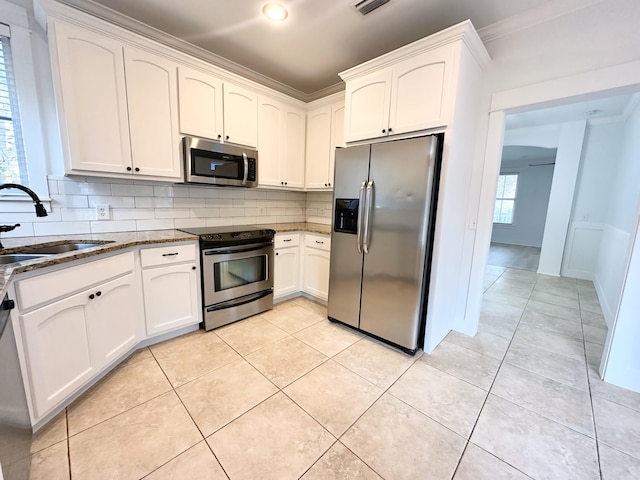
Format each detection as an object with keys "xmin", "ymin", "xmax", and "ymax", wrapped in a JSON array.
[
  {"xmin": 259, "ymin": 222, "xmax": 331, "ymax": 235},
  {"xmin": 0, "ymin": 230, "xmax": 198, "ymax": 300},
  {"xmin": 0, "ymin": 223, "xmax": 331, "ymax": 300}
]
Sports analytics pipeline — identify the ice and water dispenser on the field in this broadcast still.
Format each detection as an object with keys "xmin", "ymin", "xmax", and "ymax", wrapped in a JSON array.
[{"xmin": 334, "ymin": 199, "xmax": 359, "ymax": 234}]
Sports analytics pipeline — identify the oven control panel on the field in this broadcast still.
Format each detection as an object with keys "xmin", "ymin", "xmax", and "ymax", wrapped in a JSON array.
[{"xmin": 199, "ymin": 229, "xmax": 275, "ymax": 248}]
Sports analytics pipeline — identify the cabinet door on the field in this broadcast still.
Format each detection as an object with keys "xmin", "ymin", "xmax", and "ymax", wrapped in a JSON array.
[
  {"xmin": 344, "ymin": 70, "xmax": 392, "ymax": 143},
  {"xmin": 52, "ymin": 21, "xmax": 132, "ymax": 174},
  {"xmin": 304, "ymin": 105, "xmax": 332, "ymax": 189},
  {"xmin": 329, "ymin": 101, "xmax": 345, "ymax": 188},
  {"xmin": 142, "ymin": 263, "xmax": 200, "ymax": 335},
  {"xmin": 178, "ymin": 66, "xmax": 224, "ymax": 141},
  {"xmin": 88, "ymin": 272, "xmax": 140, "ymax": 366},
  {"xmin": 274, "ymin": 247, "xmax": 300, "ymax": 298},
  {"xmin": 124, "ymin": 46, "xmax": 181, "ymax": 179},
  {"xmin": 389, "ymin": 46, "xmax": 454, "ymax": 135},
  {"xmin": 303, "ymin": 248, "xmax": 330, "ymax": 301},
  {"xmin": 20, "ymin": 291, "xmax": 95, "ymax": 417},
  {"xmin": 258, "ymin": 97, "xmax": 284, "ymax": 187},
  {"xmin": 283, "ymin": 107, "xmax": 306, "ymax": 189},
  {"xmin": 223, "ymin": 83, "xmax": 258, "ymax": 147}
]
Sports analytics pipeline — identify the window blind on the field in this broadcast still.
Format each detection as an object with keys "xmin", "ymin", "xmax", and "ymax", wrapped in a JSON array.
[{"xmin": 0, "ymin": 24, "xmax": 29, "ymax": 185}]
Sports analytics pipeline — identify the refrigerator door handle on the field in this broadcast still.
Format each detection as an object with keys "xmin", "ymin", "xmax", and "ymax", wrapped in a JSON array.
[
  {"xmin": 356, "ymin": 180, "xmax": 367, "ymax": 253},
  {"xmin": 363, "ymin": 180, "xmax": 374, "ymax": 254}
]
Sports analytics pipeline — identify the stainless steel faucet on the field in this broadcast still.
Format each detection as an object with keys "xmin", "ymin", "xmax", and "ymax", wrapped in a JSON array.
[{"xmin": 0, "ymin": 183, "xmax": 48, "ymax": 249}]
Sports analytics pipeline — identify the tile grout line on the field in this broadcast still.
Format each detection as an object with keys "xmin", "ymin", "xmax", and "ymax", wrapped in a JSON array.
[
  {"xmin": 578, "ymin": 285, "xmax": 604, "ymax": 480},
  {"xmin": 66, "ymin": 407, "xmax": 72, "ymax": 480},
  {"xmin": 450, "ymin": 266, "xmax": 534, "ymax": 479},
  {"xmin": 142, "ymin": 346, "xmax": 225, "ymax": 479}
]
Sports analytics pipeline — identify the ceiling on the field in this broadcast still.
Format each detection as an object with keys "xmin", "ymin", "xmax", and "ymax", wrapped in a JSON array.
[
  {"xmin": 58, "ymin": 0, "xmax": 559, "ymax": 100},
  {"xmin": 505, "ymin": 93, "xmax": 636, "ymax": 129},
  {"xmin": 501, "ymin": 146, "xmax": 557, "ymax": 168}
]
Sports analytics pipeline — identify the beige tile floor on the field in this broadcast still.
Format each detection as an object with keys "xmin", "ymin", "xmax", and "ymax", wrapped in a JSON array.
[{"xmin": 16, "ymin": 271, "xmax": 640, "ymax": 479}]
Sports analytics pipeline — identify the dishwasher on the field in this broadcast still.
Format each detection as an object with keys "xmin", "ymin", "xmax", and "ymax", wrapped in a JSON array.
[{"xmin": 0, "ymin": 294, "xmax": 32, "ymax": 479}]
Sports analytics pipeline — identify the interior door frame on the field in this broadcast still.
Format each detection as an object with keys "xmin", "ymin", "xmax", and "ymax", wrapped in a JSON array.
[{"xmin": 465, "ymin": 60, "xmax": 640, "ymax": 381}]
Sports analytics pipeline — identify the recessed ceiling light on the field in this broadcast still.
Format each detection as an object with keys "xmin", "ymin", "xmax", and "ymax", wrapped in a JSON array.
[{"xmin": 263, "ymin": 3, "xmax": 288, "ymax": 22}]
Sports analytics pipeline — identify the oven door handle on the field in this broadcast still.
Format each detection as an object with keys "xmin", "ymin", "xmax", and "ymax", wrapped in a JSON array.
[
  {"xmin": 242, "ymin": 153, "xmax": 249, "ymax": 185},
  {"xmin": 206, "ymin": 290, "xmax": 272, "ymax": 312},
  {"xmin": 203, "ymin": 242, "xmax": 272, "ymax": 255}
]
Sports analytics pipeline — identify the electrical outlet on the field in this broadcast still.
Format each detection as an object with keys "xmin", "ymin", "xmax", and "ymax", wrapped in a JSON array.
[{"xmin": 96, "ymin": 204, "xmax": 110, "ymax": 220}]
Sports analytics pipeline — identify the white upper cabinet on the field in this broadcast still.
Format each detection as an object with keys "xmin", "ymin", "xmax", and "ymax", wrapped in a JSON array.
[
  {"xmin": 51, "ymin": 21, "xmax": 181, "ymax": 180},
  {"xmin": 52, "ymin": 22, "xmax": 132, "ymax": 175},
  {"xmin": 305, "ymin": 99, "xmax": 344, "ymax": 190},
  {"xmin": 178, "ymin": 66, "xmax": 224, "ymax": 141},
  {"xmin": 341, "ymin": 33, "xmax": 461, "ymax": 143},
  {"xmin": 388, "ymin": 47, "xmax": 454, "ymax": 136},
  {"xmin": 177, "ymin": 69, "xmax": 258, "ymax": 148},
  {"xmin": 258, "ymin": 95, "xmax": 305, "ymax": 189},
  {"xmin": 283, "ymin": 108, "xmax": 306, "ymax": 189},
  {"xmin": 223, "ymin": 83, "xmax": 258, "ymax": 148},
  {"xmin": 344, "ymin": 71, "xmax": 392, "ymax": 143},
  {"xmin": 124, "ymin": 46, "xmax": 181, "ymax": 179}
]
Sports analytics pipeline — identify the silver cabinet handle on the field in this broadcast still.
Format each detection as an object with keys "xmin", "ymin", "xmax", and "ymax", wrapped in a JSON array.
[
  {"xmin": 357, "ymin": 180, "xmax": 366, "ymax": 254},
  {"xmin": 363, "ymin": 180, "xmax": 374, "ymax": 254}
]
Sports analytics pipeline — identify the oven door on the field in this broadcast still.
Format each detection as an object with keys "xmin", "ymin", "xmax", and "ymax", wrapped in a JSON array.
[{"xmin": 202, "ymin": 242, "xmax": 273, "ymax": 307}]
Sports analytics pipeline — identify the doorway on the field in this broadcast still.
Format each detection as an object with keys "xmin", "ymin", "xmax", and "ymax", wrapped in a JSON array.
[
  {"xmin": 488, "ymin": 144, "xmax": 557, "ymax": 272},
  {"xmin": 468, "ymin": 64, "xmax": 640, "ymax": 391}
]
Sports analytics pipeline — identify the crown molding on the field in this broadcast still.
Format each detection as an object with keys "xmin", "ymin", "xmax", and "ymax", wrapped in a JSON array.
[
  {"xmin": 43, "ymin": 0, "xmax": 317, "ymax": 101},
  {"xmin": 478, "ymin": 0, "xmax": 607, "ymax": 43}
]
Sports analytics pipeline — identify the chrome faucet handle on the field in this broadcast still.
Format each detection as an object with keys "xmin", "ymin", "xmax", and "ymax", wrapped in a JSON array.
[{"xmin": 0, "ymin": 224, "xmax": 20, "ymax": 233}]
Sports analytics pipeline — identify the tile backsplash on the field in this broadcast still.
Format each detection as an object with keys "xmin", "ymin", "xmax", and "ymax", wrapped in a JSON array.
[{"xmin": 1, "ymin": 176, "xmax": 333, "ymax": 238}]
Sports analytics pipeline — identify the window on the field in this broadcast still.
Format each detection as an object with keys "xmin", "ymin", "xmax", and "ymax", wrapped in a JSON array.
[
  {"xmin": 494, "ymin": 173, "xmax": 518, "ymax": 224},
  {"xmin": 0, "ymin": 0, "xmax": 49, "ymax": 205},
  {"xmin": 0, "ymin": 25, "xmax": 29, "ymax": 185}
]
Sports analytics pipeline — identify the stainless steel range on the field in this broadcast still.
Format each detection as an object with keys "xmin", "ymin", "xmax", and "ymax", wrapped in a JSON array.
[{"xmin": 178, "ymin": 226, "xmax": 275, "ymax": 330}]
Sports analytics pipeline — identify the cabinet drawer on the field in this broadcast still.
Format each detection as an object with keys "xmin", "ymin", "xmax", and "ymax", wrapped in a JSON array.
[
  {"xmin": 305, "ymin": 233, "xmax": 330, "ymax": 252},
  {"xmin": 16, "ymin": 252, "xmax": 135, "ymax": 311},
  {"xmin": 275, "ymin": 233, "xmax": 300, "ymax": 249},
  {"xmin": 140, "ymin": 243, "xmax": 197, "ymax": 268}
]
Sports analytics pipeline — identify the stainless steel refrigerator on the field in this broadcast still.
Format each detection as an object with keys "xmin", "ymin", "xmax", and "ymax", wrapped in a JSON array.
[{"xmin": 328, "ymin": 134, "xmax": 442, "ymax": 355}]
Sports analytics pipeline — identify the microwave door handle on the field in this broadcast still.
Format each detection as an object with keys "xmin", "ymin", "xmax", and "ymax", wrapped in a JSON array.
[
  {"xmin": 356, "ymin": 180, "xmax": 366, "ymax": 254},
  {"xmin": 363, "ymin": 180, "xmax": 374, "ymax": 254},
  {"xmin": 242, "ymin": 153, "xmax": 248, "ymax": 185}
]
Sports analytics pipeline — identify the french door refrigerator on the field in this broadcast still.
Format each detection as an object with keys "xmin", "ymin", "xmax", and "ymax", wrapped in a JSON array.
[{"xmin": 328, "ymin": 134, "xmax": 442, "ymax": 355}]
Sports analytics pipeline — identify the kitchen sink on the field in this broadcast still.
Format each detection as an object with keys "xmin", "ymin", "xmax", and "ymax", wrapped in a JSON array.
[
  {"xmin": 15, "ymin": 241, "xmax": 114, "ymax": 255},
  {"xmin": 0, "ymin": 254, "xmax": 47, "ymax": 265}
]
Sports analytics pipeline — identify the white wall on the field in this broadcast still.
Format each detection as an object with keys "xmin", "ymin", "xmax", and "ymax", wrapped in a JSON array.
[
  {"xmin": 592, "ymin": 101, "xmax": 640, "ymax": 325},
  {"xmin": 462, "ymin": 0, "xmax": 640, "ymax": 336},
  {"xmin": 537, "ymin": 120, "xmax": 587, "ymax": 275},
  {"xmin": 483, "ymin": 0, "xmax": 640, "ymax": 95},
  {"xmin": 603, "ymin": 214, "xmax": 640, "ymax": 392},
  {"xmin": 491, "ymin": 160, "xmax": 554, "ymax": 247},
  {"xmin": 562, "ymin": 122, "xmax": 622, "ymax": 279}
]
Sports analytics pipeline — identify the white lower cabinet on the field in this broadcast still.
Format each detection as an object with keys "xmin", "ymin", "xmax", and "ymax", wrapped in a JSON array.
[
  {"xmin": 17, "ymin": 254, "xmax": 140, "ymax": 418},
  {"xmin": 302, "ymin": 234, "xmax": 331, "ymax": 301},
  {"xmin": 141, "ymin": 244, "xmax": 200, "ymax": 335},
  {"xmin": 274, "ymin": 233, "xmax": 301, "ymax": 299}
]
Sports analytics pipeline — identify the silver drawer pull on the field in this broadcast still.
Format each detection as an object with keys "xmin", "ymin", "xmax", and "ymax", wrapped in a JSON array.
[
  {"xmin": 162, "ymin": 252, "xmax": 179, "ymax": 257},
  {"xmin": 283, "ymin": 238, "xmax": 292, "ymax": 242},
  {"xmin": 315, "ymin": 240, "xmax": 324, "ymax": 244}
]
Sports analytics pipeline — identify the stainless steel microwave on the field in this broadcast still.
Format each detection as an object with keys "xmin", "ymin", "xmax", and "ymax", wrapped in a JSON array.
[{"xmin": 183, "ymin": 136, "xmax": 258, "ymax": 187}]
